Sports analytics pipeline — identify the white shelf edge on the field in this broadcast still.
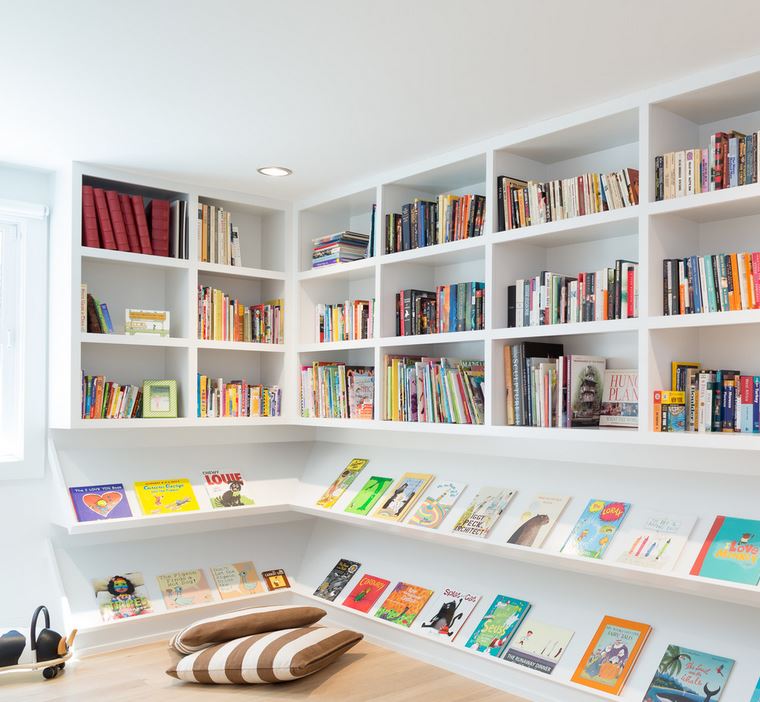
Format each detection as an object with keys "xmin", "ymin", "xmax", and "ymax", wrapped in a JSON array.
[
  {"xmin": 195, "ymin": 339, "xmax": 286, "ymax": 352},
  {"xmin": 298, "ymin": 258, "xmax": 377, "ymax": 281},
  {"xmin": 379, "ymin": 330, "xmax": 487, "ymax": 347},
  {"xmin": 378, "ymin": 236, "xmax": 486, "ymax": 265},
  {"xmin": 492, "ymin": 318, "xmax": 640, "ymax": 340},
  {"xmin": 298, "ymin": 339, "xmax": 377, "ymax": 353},
  {"xmin": 647, "ymin": 309, "xmax": 760, "ymax": 330},
  {"xmin": 646, "ymin": 181, "xmax": 760, "ymax": 218},
  {"xmin": 81, "ymin": 246, "xmax": 190, "ymax": 270},
  {"xmin": 80, "ymin": 333, "xmax": 190, "ymax": 348},
  {"xmin": 196, "ymin": 261, "xmax": 286, "ymax": 280}
]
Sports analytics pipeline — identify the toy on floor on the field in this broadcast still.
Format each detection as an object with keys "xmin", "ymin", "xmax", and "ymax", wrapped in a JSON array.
[{"xmin": 0, "ymin": 605, "xmax": 77, "ymax": 679}]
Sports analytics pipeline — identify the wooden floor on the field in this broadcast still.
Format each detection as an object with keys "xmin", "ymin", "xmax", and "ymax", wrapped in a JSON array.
[{"xmin": 0, "ymin": 640, "xmax": 529, "ymax": 702}]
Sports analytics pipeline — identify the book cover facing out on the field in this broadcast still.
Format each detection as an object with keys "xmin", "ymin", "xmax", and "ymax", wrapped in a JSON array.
[
  {"xmin": 342, "ymin": 574, "xmax": 390, "ymax": 614},
  {"xmin": 504, "ymin": 618, "xmax": 574, "ymax": 675},
  {"xmin": 643, "ymin": 645, "xmax": 734, "ymax": 702},
  {"xmin": 210, "ymin": 562, "xmax": 264, "ymax": 599},
  {"xmin": 316, "ymin": 458, "xmax": 369, "ymax": 508},
  {"xmin": 344, "ymin": 476, "xmax": 392, "ymax": 515},
  {"xmin": 313, "ymin": 558, "xmax": 361, "ymax": 602},
  {"xmin": 690, "ymin": 515, "xmax": 760, "ymax": 585},
  {"xmin": 69, "ymin": 483, "xmax": 132, "ymax": 521},
  {"xmin": 465, "ymin": 594, "xmax": 531, "ymax": 658},
  {"xmin": 374, "ymin": 582, "xmax": 433, "ymax": 628}
]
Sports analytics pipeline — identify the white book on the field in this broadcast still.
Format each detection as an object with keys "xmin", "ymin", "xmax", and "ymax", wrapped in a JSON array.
[{"xmin": 515, "ymin": 280, "xmax": 524, "ymax": 328}]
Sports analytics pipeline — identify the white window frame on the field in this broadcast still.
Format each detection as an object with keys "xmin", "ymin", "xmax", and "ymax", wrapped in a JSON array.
[{"xmin": 0, "ymin": 199, "xmax": 48, "ymax": 479}]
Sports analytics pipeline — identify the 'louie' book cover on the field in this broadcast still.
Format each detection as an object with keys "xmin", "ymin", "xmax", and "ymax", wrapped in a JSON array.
[{"xmin": 689, "ymin": 515, "xmax": 760, "ymax": 585}]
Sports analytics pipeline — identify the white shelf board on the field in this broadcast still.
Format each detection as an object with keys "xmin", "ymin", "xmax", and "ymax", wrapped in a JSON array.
[
  {"xmin": 81, "ymin": 246, "xmax": 189, "ymax": 270},
  {"xmin": 196, "ymin": 261, "xmax": 286, "ymax": 280},
  {"xmin": 195, "ymin": 339, "xmax": 286, "ymax": 352},
  {"xmin": 81, "ymin": 333, "xmax": 190, "ymax": 348},
  {"xmin": 71, "ymin": 416, "xmax": 288, "ymax": 429},
  {"xmin": 298, "ymin": 338, "xmax": 377, "ymax": 353},
  {"xmin": 380, "ymin": 236, "xmax": 486, "ymax": 267},
  {"xmin": 379, "ymin": 330, "xmax": 487, "ymax": 347},
  {"xmin": 647, "ymin": 182, "xmax": 760, "ymax": 222},
  {"xmin": 647, "ymin": 309, "xmax": 760, "ymax": 330},
  {"xmin": 492, "ymin": 318, "xmax": 640, "ymax": 340},
  {"xmin": 298, "ymin": 258, "xmax": 376, "ymax": 281}
]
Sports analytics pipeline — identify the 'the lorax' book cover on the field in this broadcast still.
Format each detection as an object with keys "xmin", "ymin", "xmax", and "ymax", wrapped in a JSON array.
[
  {"xmin": 643, "ymin": 645, "xmax": 735, "ymax": 702},
  {"xmin": 561, "ymin": 499, "xmax": 630, "ymax": 559},
  {"xmin": 690, "ymin": 515, "xmax": 760, "ymax": 585}
]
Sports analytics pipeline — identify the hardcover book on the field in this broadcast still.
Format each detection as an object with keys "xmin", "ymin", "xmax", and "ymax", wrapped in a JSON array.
[
  {"xmin": 346, "ymin": 367, "xmax": 375, "ymax": 419},
  {"xmin": 569, "ymin": 355, "xmax": 607, "ymax": 426},
  {"xmin": 92, "ymin": 572, "xmax": 153, "ymax": 622},
  {"xmin": 210, "ymin": 562, "xmax": 264, "ymax": 599},
  {"xmin": 418, "ymin": 588, "xmax": 480, "ymax": 642},
  {"xmin": 464, "ymin": 594, "xmax": 531, "ymax": 658},
  {"xmin": 571, "ymin": 615, "xmax": 651, "ymax": 695},
  {"xmin": 643, "ymin": 645, "xmax": 735, "ymax": 702},
  {"xmin": 69, "ymin": 483, "xmax": 132, "ymax": 521},
  {"xmin": 689, "ymin": 515, "xmax": 760, "ymax": 585},
  {"xmin": 133, "ymin": 479, "xmax": 200, "ymax": 515},
  {"xmin": 125, "ymin": 308, "xmax": 170, "ymax": 337},
  {"xmin": 344, "ymin": 476, "xmax": 393, "ymax": 515},
  {"xmin": 261, "ymin": 569, "xmax": 290, "ymax": 590},
  {"xmin": 599, "ymin": 369, "xmax": 639, "ymax": 428},
  {"xmin": 313, "ymin": 558, "xmax": 361, "ymax": 601},
  {"xmin": 372, "ymin": 472, "xmax": 434, "ymax": 521},
  {"xmin": 202, "ymin": 470, "xmax": 255, "ymax": 509},
  {"xmin": 752, "ymin": 677, "xmax": 760, "ymax": 702},
  {"xmin": 504, "ymin": 619, "xmax": 574, "ymax": 675},
  {"xmin": 407, "ymin": 480, "xmax": 467, "ymax": 529},
  {"xmin": 452, "ymin": 486, "xmax": 516, "ymax": 538},
  {"xmin": 561, "ymin": 499, "xmax": 630, "ymax": 559},
  {"xmin": 506, "ymin": 495, "xmax": 570, "ymax": 548},
  {"xmin": 374, "ymin": 582, "xmax": 433, "ymax": 627},
  {"xmin": 156, "ymin": 569, "xmax": 213, "ymax": 609},
  {"xmin": 342, "ymin": 574, "xmax": 391, "ymax": 614},
  {"xmin": 316, "ymin": 458, "xmax": 369, "ymax": 508}
]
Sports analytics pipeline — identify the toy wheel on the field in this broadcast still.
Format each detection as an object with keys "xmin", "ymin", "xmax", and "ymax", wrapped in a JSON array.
[
  {"xmin": 58, "ymin": 662, "xmax": 66, "ymax": 670},
  {"xmin": 43, "ymin": 667, "xmax": 57, "ymax": 679}
]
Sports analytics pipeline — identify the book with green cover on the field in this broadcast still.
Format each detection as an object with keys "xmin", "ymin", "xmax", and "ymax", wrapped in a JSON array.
[
  {"xmin": 345, "ymin": 476, "xmax": 393, "ymax": 515},
  {"xmin": 465, "ymin": 594, "xmax": 531, "ymax": 658}
]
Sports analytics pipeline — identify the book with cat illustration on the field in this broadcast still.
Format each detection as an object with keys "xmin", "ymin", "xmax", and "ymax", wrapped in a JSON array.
[
  {"xmin": 407, "ymin": 480, "xmax": 467, "ymax": 529},
  {"xmin": 452, "ymin": 486, "xmax": 516, "ymax": 538},
  {"xmin": 210, "ymin": 561, "xmax": 265, "ymax": 599},
  {"xmin": 417, "ymin": 588, "xmax": 480, "ymax": 642},
  {"xmin": 202, "ymin": 470, "xmax": 255, "ymax": 509},
  {"xmin": 561, "ymin": 498, "xmax": 630, "ymax": 559},
  {"xmin": 156, "ymin": 569, "xmax": 213, "ymax": 609},
  {"xmin": 464, "ymin": 594, "xmax": 531, "ymax": 658},
  {"xmin": 69, "ymin": 483, "xmax": 132, "ymax": 521},
  {"xmin": 344, "ymin": 476, "xmax": 393, "ymax": 515},
  {"xmin": 689, "ymin": 515, "xmax": 760, "ymax": 585},
  {"xmin": 92, "ymin": 572, "xmax": 153, "ymax": 622},
  {"xmin": 643, "ymin": 645, "xmax": 734, "ymax": 702},
  {"xmin": 374, "ymin": 581, "xmax": 433, "ymax": 627},
  {"xmin": 372, "ymin": 472, "xmax": 434, "ymax": 522},
  {"xmin": 504, "ymin": 619, "xmax": 574, "ymax": 674},
  {"xmin": 313, "ymin": 558, "xmax": 361, "ymax": 601},
  {"xmin": 133, "ymin": 479, "xmax": 200, "ymax": 515},
  {"xmin": 506, "ymin": 495, "xmax": 570, "ymax": 548},
  {"xmin": 342, "ymin": 574, "xmax": 391, "ymax": 613},
  {"xmin": 316, "ymin": 458, "xmax": 369, "ymax": 508}
]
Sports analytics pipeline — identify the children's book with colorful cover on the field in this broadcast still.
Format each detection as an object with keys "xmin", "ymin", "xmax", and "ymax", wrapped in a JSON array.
[
  {"xmin": 342, "ymin": 574, "xmax": 391, "ymax": 613},
  {"xmin": 751, "ymin": 677, "xmax": 760, "ymax": 702},
  {"xmin": 344, "ymin": 476, "xmax": 393, "ymax": 515},
  {"xmin": 417, "ymin": 588, "xmax": 480, "ymax": 642},
  {"xmin": 689, "ymin": 515, "xmax": 760, "ymax": 585},
  {"xmin": 561, "ymin": 499, "xmax": 631, "ymax": 559},
  {"xmin": 599, "ymin": 369, "xmax": 639, "ymax": 428},
  {"xmin": 133, "ymin": 479, "xmax": 200, "ymax": 515},
  {"xmin": 407, "ymin": 480, "xmax": 467, "ymax": 529},
  {"xmin": 202, "ymin": 470, "xmax": 255, "ymax": 509},
  {"xmin": 156, "ymin": 569, "xmax": 213, "ymax": 609},
  {"xmin": 609, "ymin": 508, "xmax": 697, "ymax": 571},
  {"xmin": 465, "ymin": 594, "xmax": 531, "ymax": 658},
  {"xmin": 504, "ymin": 619, "xmax": 574, "ymax": 675},
  {"xmin": 643, "ymin": 645, "xmax": 735, "ymax": 702},
  {"xmin": 313, "ymin": 558, "xmax": 361, "ymax": 601},
  {"xmin": 69, "ymin": 483, "xmax": 132, "ymax": 521},
  {"xmin": 261, "ymin": 569, "xmax": 290, "ymax": 590},
  {"xmin": 372, "ymin": 472, "xmax": 434, "ymax": 522},
  {"xmin": 92, "ymin": 572, "xmax": 153, "ymax": 622},
  {"xmin": 506, "ymin": 495, "xmax": 570, "ymax": 548},
  {"xmin": 210, "ymin": 561, "xmax": 264, "ymax": 599},
  {"xmin": 316, "ymin": 458, "xmax": 369, "ymax": 508},
  {"xmin": 452, "ymin": 487, "xmax": 516, "ymax": 538},
  {"xmin": 571, "ymin": 615, "xmax": 651, "ymax": 695},
  {"xmin": 374, "ymin": 582, "xmax": 434, "ymax": 627}
]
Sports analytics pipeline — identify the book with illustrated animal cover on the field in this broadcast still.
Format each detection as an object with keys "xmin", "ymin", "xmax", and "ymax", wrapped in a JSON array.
[
  {"xmin": 464, "ymin": 594, "xmax": 531, "ymax": 658},
  {"xmin": 599, "ymin": 369, "xmax": 639, "ymax": 428},
  {"xmin": 372, "ymin": 472, "xmax": 434, "ymax": 522},
  {"xmin": 571, "ymin": 615, "xmax": 651, "ymax": 695},
  {"xmin": 69, "ymin": 483, "xmax": 132, "ymax": 521},
  {"xmin": 506, "ymin": 495, "xmax": 570, "ymax": 548},
  {"xmin": 452, "ymin": 486, "xmax": 516, "ymax": 538},
  {"xmin": 210, "ymin": 561, "xmax": 265, "ymax": 599},
  {"xmin": 156, "ymin": 569, "xmax": 213, "ymax": 609},
  {"xmin": 342, "ymin": 574, "xmax": 391, "ymax": 613},
  {"xmin": 133, "ymin": 479, "xmax": 200, "ymax": 515},
  {"xmin": 374, "ymin": 581, "xmax": 434, "ymax": 628},
  {"xmin": 261, "ymin": 569, "xmax": 290, "ymax": 590},
  {"xmin": 202, "ymin": 470, "xmax": 255, "ymax": 508},
  {"xmin": 313, "ymin": 558, "xmax": 361, "ymax": 601},
  {"xmin": 689, "ymin": 515, "xmax": 760, "ymax": 585},
  {"xmin": 344, "ymin": 476, "xmax": 393, "ymax": 515},
  {"xmin": 561, "ymin": 498, "xmax": 630, "ymax": 559},
  {"xmin": 407, "ymin": 480, "xmax": 467, "ymax": 529},
  {"xmin": 417, "ymin": 588, "xmax": 480, "ymax": 642},
  {"xmin": 504, "ymin": 619, "xmax": 574, "ymax": 675},
  {"xmin": 643, "ymin": 645, "xmax": 734, "ymax": 702},
  {"xmin": 316, "ymin": 458, "xmax": 369, "ymax": 508},
  {"xmin": 92, "ymin": 572, "xmax": 153, "ymax": 622}
]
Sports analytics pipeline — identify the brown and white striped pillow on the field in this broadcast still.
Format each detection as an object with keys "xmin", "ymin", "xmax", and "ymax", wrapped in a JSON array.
[
  {"xmin": 169, "ymin": 605, "xmax": 326, "ymax": 655},
  {"xmin": 166, "ymin": 626, "xmax": 363, "ymax": 684}
]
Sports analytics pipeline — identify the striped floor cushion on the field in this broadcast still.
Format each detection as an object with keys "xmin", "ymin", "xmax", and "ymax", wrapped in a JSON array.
[
  {"xmin": 166, "ymin": 626, "xmax": 363, "ymax": 684},
  {"xmin": 169, "ymin": 605, "xmax": 326, "ymax": 655}
]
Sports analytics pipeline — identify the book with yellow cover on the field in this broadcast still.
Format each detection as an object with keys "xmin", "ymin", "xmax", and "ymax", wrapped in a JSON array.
[
  {"xmin": 316, "ymin": 458, "xmax": 369, "ymax": 508},
  {"xmin": 372, "ymin": 472, "xmax": 434, "ymax": 521},
  {"xmin": 133, "ymin": 479, "xmax": 200, "ymax": 515}
]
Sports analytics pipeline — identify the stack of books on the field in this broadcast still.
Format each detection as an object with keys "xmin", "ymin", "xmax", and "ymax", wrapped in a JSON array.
[
  {"xmin": 197, "ymin": 286, "xmax": 283, "ymax": 343},
  {"xmin": 315, "ymin": 299, "xmax": 374, "ymax": 342},
  {"xmin": 395, "ymin": 283, "xmax": 485, "ymax": 336},
  {"xmin": 311, "ymin": 231, "xmax": 370, "ymax": 268},
  {"xmin": 81, "ymin": 374, "xmax": 143, "ymax": 419},
  {"xmin": 299, "ymin": 363, "xmax": 374, "ymax": 419},
  {"xmin": 197, "ymin": 375, "xmax": 281, "ymax": 418},
  {"xmin": 197, "ymin": 204, "xmax": 242, "ymax": 266}
]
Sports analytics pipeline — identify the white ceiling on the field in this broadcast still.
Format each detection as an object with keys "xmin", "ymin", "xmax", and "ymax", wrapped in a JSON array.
[{"xmin": 3, "ymin": 0, "xmax": 760, "ymax": 202}]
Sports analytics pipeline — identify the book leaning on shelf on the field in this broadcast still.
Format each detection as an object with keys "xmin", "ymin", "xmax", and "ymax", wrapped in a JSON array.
[
  {"xmin": 316, "ymin": 299, "xmax": 374, "ymax": 342},
  {"xmin": 81, "ymin": 373, "xmax": 143, "ymax": 419},
  {"xmin": 395, "ymin": 283, "xmax": 485, "ymax": 336},
  {"xmin": 197, "ymin": 203, "xmax": 242, "ymax": 266},
  {"xmin": 197, "ymin": 286, "xmax": 283, "ymax": 343},
  {"xmin": 197, "ymin": 375, "xmax": 281, "ymax": 418},
  {"xmin": 299, "ymin": 362, "xmax": 374, "ymax": 419}
]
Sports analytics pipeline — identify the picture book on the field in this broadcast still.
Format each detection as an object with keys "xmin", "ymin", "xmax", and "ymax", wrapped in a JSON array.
[
  {"xmin": 92, "ymin": 572, "xmax": 153, "ymax": 622},
  {"xmin": 374, "ymin": 582, "xmax": 434, "ymax": 627},
  {"xmin": 407, "ymin": 480, "xmax": 467, "ymax": 529},
  {"xmin": 569, "ymin": 355, "xmax": 607, "ymax": 426},
  {"xmin": 506, "ymin": 495, "xmax": 570, "ymax": 548},
  {"xmin": 69, "ymin": 483, "xmax": 132, "ymax": 521},
  {"xmin": 417, "ymin": 588, "xmax": 480, "ymax": 642},
  {"xmin": 464, "ymin": 594, "xmax": 531, "ymax": 658},
  {"xmin": 261, "ymin": 569, "xmax": 290, "ymax": 590},
  {"xmin": 210, "ymin": 561, "xmax": 264, "ymax": 599},
  {"xmin": 202, "ymin": 470, "xmax": 255, "ymax": 509},
  {"xmin": 609, "ymin": 508, "xmax": 697, "ymax": 571},
  {"xmin": 571, "ymin": 615, "xmax": 651, "ymax": 695},
  {"xmin": 452, "ymin": 486, "xmax": 516, "ymax": 538},
  {"xmin": 561, "ymin": 499, "xmax": 631, "ymax": 559},
  {"xmin": 752, "ymin": 677, "xmax": 760, "ymax": 702},
  {"xmin": 504, "ymin": 619, "xmax": 574, "ymax": 675},
  {"xmin": 643, "ymin": 645, "xmax": 735, "ymax": 702},
  {"xmin": 313, "ymin": 558, "xmax": 361, "ymax": 601},
  {"xmin": 342, "ymin": 574, "xmax": 391, "ymax": 613},
  {"xmin": 316, "ymin": 458, "xmax": 369, "ymax": 508},
  {"xmin": 372, "ymin": 472, "xmax": 434, "ymax": 522},
  {"xmin": 599, "ymin": 369, "xmax": 639, "ymax": 428},
  {"xmin": 133, "ymin": 479, "xmax": 199, "ymax": 515},
  {"xmin": 689, "ymin": 515, "xmax": 760, "ymax": 585},
  {"xmin": 156, "ymin": 569, "xmax": 213, "ymax": 609},
  {"xmin": 344, "ymin": 476, "xmax": 393, "ymax": 515}
]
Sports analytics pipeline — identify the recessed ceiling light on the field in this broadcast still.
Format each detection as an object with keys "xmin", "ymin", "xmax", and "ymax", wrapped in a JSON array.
[{"xmin": 257, "ymin": 166, "xmax": 292, "ymax": 177}]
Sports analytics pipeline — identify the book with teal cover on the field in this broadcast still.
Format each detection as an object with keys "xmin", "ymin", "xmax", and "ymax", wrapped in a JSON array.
[
  {"xmin": 643, "ymin": 645, "xmax": 735, "ymax": 702},
  {"xmin": 561, "ymin": 499, "xmax": 630, "ymax": 559},
  {"xmin": 464, "ymin": 594, "xmax": 531, "ymax": 658},
  {"xmin": 689, "ymin": 515, "xmax": 760, "ymax": 585},
  {"xmin": 751, "ymin": 677, "xmax": 760, "ymax": 702}
]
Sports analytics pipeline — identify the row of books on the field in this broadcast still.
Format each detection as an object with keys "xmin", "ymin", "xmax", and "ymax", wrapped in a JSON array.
[
  {"xmin": 83, "ymin": 290, "xmax": 114, "ymax": 333},
  {"xmin": 395, "ymin": 283, "xmax": 485, "ymax": 336},
  {"xmin": 654, "ymin": 130, "xmax": 760, "ymax": 200},
  {"xmin": 197, "ymin": 375, "xmax": 281, "ymax": 418},
  {"xmin": 82, "ymin": 185, "xmax": 188, "ymax": 258},
  {"xmin": 496, "ymin": 169, "xmax": 639, "ymax": 231},
  {"xmin": 81, "ymin": 375, "xmax": 143, "ymax": 419},
  {"xmin": 197, "ymin": 286, "xmax": 283, "ymax": 343},
  {"xmin": 315, "ymin": 299, "xmax": 374, "ymax": 342},
  {"xmin": 663, "ymin": 252, "xmax": 760, "ymax": 316},
  {"xmin": 384, "ymin": 356, "xmax": 484, "ymax": 424},
  {"xmin": 299, "ymin": 363, "xmax": 374, "ymax": 419},
  {"xmin": 507, "ymin": 260, "xmax": 638, "ymax": 328},
  {"xmin": 197, "ymin": 204, "xmax": 242, "ymax": 266},
  {"xmin": 385, "ymin": 194, "xmax": 486, "ymax": 254},
  {"xmin": 311, "ymin": 231, "xmax": 370, "ymax": 268}
]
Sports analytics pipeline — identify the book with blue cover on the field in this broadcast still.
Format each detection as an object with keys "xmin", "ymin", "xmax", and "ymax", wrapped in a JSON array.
[
  {"xmin": 69, "ymin": 483, "xmax": 132, "ymax": 521},
  {"xmin": 643, "ymin": 645, "xmax": 735, "ymax": 702},
  {"xmin": 561, "ymin": 499, "xmax": 630, "ymax": 559},
  {"xmin": 690, "ymin": 515, "xmax": 760, "ymax": 585}
]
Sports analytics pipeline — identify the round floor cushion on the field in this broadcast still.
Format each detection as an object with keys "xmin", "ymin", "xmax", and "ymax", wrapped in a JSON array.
[{"xmin": 167, "ymin": 626, "xmax": 363, "ymax": 684}]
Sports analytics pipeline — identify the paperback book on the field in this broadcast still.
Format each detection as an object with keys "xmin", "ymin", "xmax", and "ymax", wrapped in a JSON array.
[
  {"xmin": 464, "ymin": 595, "xmax": 531, "ymax": 658},
  {"xmin": 407, "ymin": 480, "xmax": 466, "ymax": 529},
  {"xmin": 569, "ymin": 355, "xmax": 607, "ymax": 426},
  {"xmin": 374, "ymin": 582, "xmax": 433, "ymax": 628},
  {"xmin": 452, "ymin": 487, "xmax": 516, "ymax": 538},
  {"xmin": 599, "ymin": 369, "xmax": 639, "ymax": 428},
  {"xmin": 69, "ymin": 483, "xmax": 132, "ymax": 521},
  {"xmin": 93, "ymin": 572, "xmax": 153, "ymax": 622},
  {"xmin": 504, "ymin": 619, "xmax": 574, "ymax": 675},
  {"xmin": 690, "ymin": 515, "xmax": 760, "ymax": 585},
  {"xmin": 561, "ymin": 499, "xmax": 630, "ymax": 559},
  {"xmin": 261, "ymin": 569, "xmax": 290, "ymax": 590},
  {"xmin": 202, "ymin": 470, "xmax": 255, "ymax": 509},
  {"xmin": 210, "ymin": 562, "xmax": 264, "ymax": 599},
  {"xmin": 156, "ymin": 569, "xmax": 213, "ymax": 609},
  {"xmin": 344, "ymin": 476, "xmax": 393, "ymax": 515},
  {"xmin": 316, "ymin": 458, "xmax": 369, "ymax": 508},
  {"xmin": 133, "ymin": 479, "xmax": 199, "ymax": 515},
  {"xmin": 417, "ymin": 588, "xmax": 480, "ymax": 642},
  {"xmin": 643, "ymin": 645, "xmax": 734, "ymax": 702},
  {"xmin": 342, "ymin": 574, "xmax": 391, "ymax": 614},
  {"xmin": 313, "ymin": 558, "xmax": 361, "ymax": 602},
  {"xmin": 372, "ymin": 472, "xmax": 434, "ymax": 522},
  {"xmin": 506, "ymin": 495, "xmax": 570, "ymax": 548},
  {"xmin": 752, "ymin": 677, "xmax": 760, "ymax": 702}
]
